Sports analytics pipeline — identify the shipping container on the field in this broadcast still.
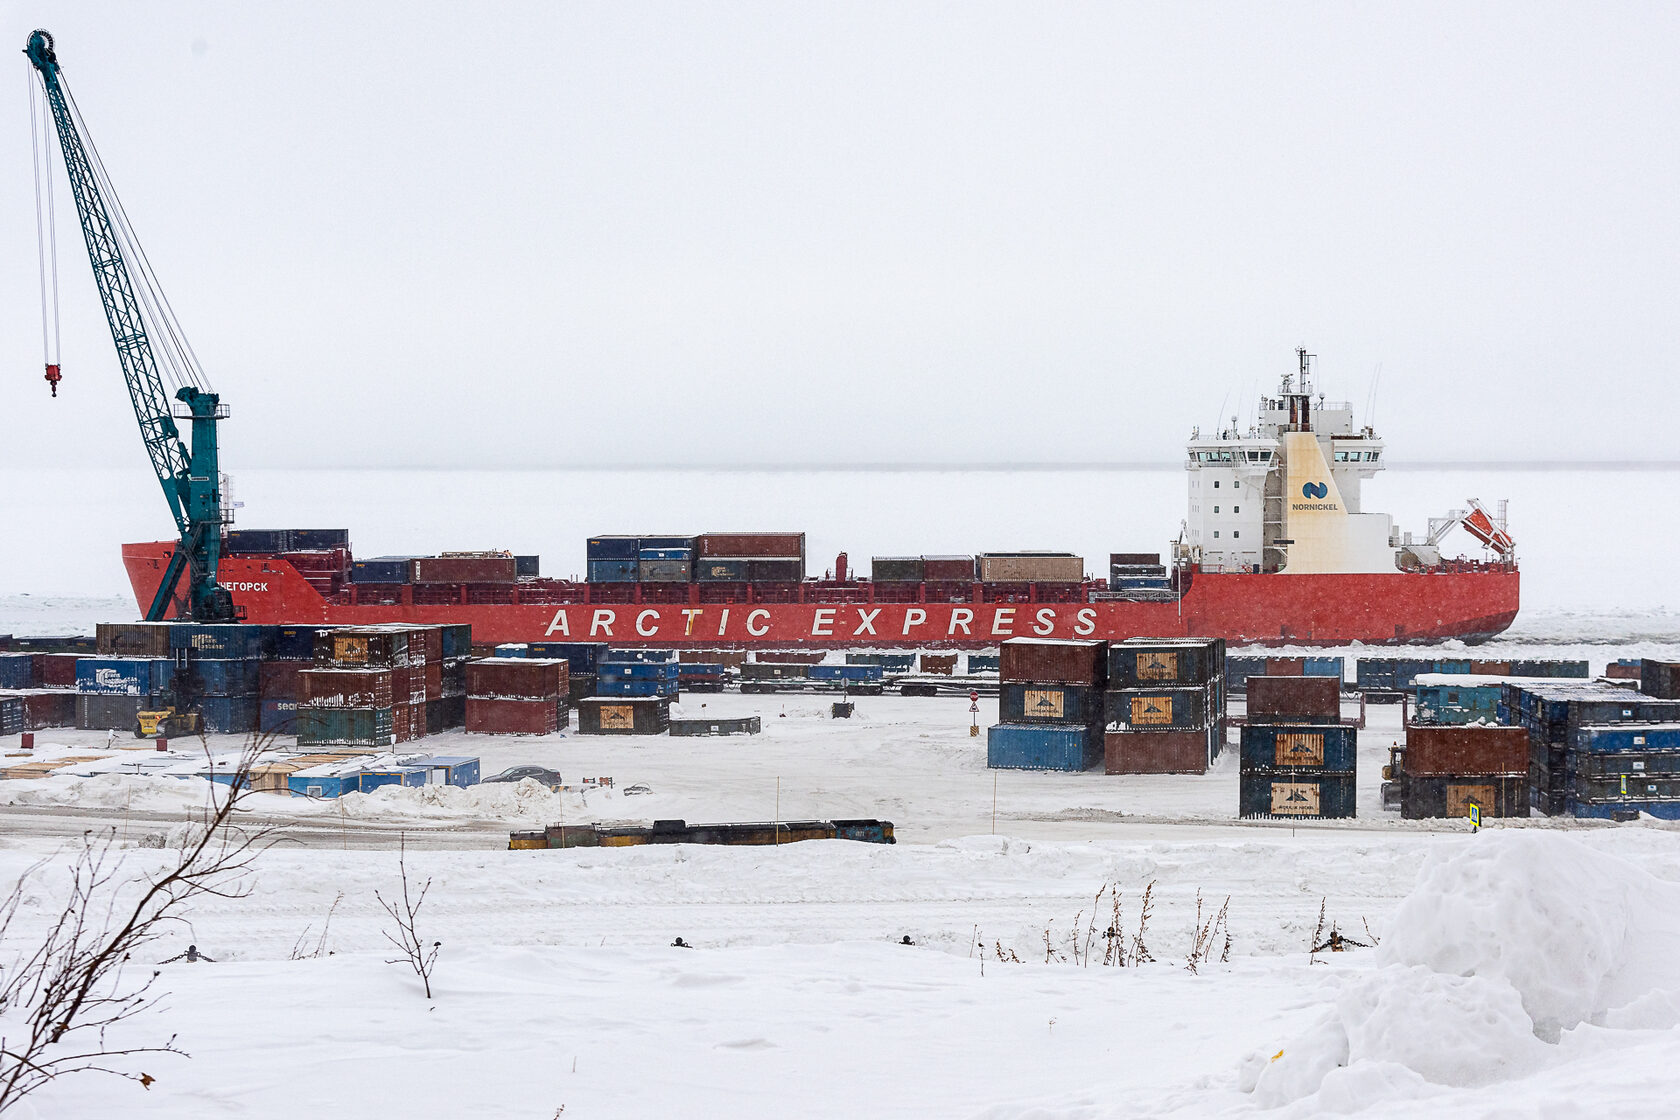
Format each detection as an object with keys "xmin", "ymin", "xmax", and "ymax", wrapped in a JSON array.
[
  {"xmin": 1303, "ymin": 657, "xmax": 1344, "ymax": 679},
  {"xmin": 95, "ymin": 622, "xmax": 173, "ymax": 658},
  {"xmin": 1401, "ymin": 774, "xmax": 1527, "ymax": 819},
  {"xmin": 1107, "ymin": 639, "xmax": 1223, "ymax": 689},
  {"xmin": 920, "ymin": 653, "xmax": 958, "ymax": 676},
  {"xmin": 695, "ymin": 558, "xmax": 750, "ymax": 582},
  {"xmin": 1267, "ymin": 657, "xmax": 1305, "ymax": 676},
  {"xmin": 1509, "ymin": 659, "xmax": 1590, "ymax": 678},
  {"xmin": 1000, "ymin": 638, "xmax": 1107, "ymax": 687},
  {"xmin": 1239, "ymin": 771, "xmax": 1357, "ymax": 819},
  {"xmin": 922, "ymin": 555, "xmax": 976, "ymax": 581},
  {"xmin": 76, "ymin": 658, "xmax": 173, "ymax": 697},
  {"xmin": 287, "ymin": 529, "xmax": 349, "ymax": 550},
  {"xmin": 740, "ymin": 663, "xmax": 810, "ymax": 680},
  {"xmin": 0, "ymin": 654, "xmax": 37, "ymax": 690},
  {"xmin": 39, "ymin": 653, "xmax": 79, "ymax": 688},
  {"xmin": 1239, "ymin": 724, "xmax": 1357, "ymax": 771},
  {"xmin": 513, "ymin": 555, "xmax": 540, "ymax": 577},
  {"xmin": 1403, "ymin": 724, "xmax": 1527, "ymax": 775},
  {"xmin": 465, "ymin": 697, "xmax": 558, "ymax": 736},
  {"xmin": 182, "ymin": 658, "xmax": 261, "ymax": 698},
  {"xmin": 595, "ymin": 677, "xmax": 678, "ymax": 698},
  {"xmin": 74, "ymin": 694, "xmax": 152, "ymax": 731},
  {"xmin": 975, "ymin": 554, "xmax": 1083, "ymax": 583},
  {"xmin": 1246, "ymin": 676, "xmax": 1341, "ymax": 723},
  {"xmin": 1470, "ymin": 660, "xmax": 1514, "ymax": 676},
  {"xmin": 638, "ymin": 547, "xmax": 693, "ymax": 562},
  {"xmin": 967, "ymin": 653, "xmax": 1001, "ymax": 673},
  {"xmin": 465, "ymin": 658, "xmax": 568, "ymax": 699},
  {"xmin": 0, "ymin": 696, "xmax": 20, "ymax": 735},
  {"xmin": 639, "ymin": 560, "xmax": 692, "ymax": 582},
  {"xmin": 1104, "ymin": 728, "xmax": 1215, "ymax": 774},
  {"xmin": 1104, "ymin": 684, "xmax": 1216, "ymax": 731},
  {"xmin": 267, "ymin": 626, "xmax": 320, "ymax": 661},
  {"xmin": 8, "ymin": 635, "xmax": 97, "ymax": 654},
  {"xmin": 1570, "ymin": 724, "xmax": 1680, "ymax": 753},
  {"xmin": 576, "ymin": 696, "xmax": 672, "ymax": 735},
  {"xmin": 1568, "ymin": 798, "xmax": 1680, "ymax": 821},
  {"xmin": 198, "ymin": 696, "xmax": 260, "ymax": 733},
  {"xmin": 295, "ymin": 707, "xmax": 395, "ymax": 746},
  {"xmin": 872, "ymin": 557, "xmax": 925, "ymax": 582},
  {"xmin": 600, "ymin": 660, "xmax": 679, "ymax": 680},
  {"xmin": 259, "ymin": 698, "xmax": 299, "ymax": 734},
  {"xmin": 1225, "ymin": 656, "xmax": 1269, "ymax": 694},
  {"xmin": 1641, "ymin": 661, "xmax": 1680, "ymax": 700},
  {"xmin": 313, "ymin": 628, "xmax": 410, "ymax": 669},
  {"xmin": 987, "ymin": 723, "xmax": 1101, "ymax": 771},
  {"xmin": 411, "ymin": 556, "xmax": 518, "ymax": 583},
  {"xmin": 299, "ymin": 669, "xmax": 395, "ymax": 710},
  {"xmin": 999, "ymin": 681, "xmax": 1102, "ymax": 724},
  {"xmin": 4, "ymin": 691, "xmax": 76, "ymax": 730},
  {"xmin": 669, "ymin": 716, "xmax": 763, "ymax": 737},
  {"xmin": 587, "ymin": 560, "xmax": 639, "ymax": 583},
  {"xmin": 169, "ymin": 623, "xmax": 266, "ymax": 660},
  {"xmin": 808, "ymin": 664, "xmax": 884, "ymax": 683},
  {"xmin": 586, "ymin": 535, "xmax": 642, "ymax": 561},
  {"xmin": 223, "ymin": 528, "xmax": 290, "ymax": 553},
  {"xmin": 747, "ymin": 559, "xmax": 804, "ymax": 582},
  {"xmin": 350, "ymin": 557, "xmax": 417, "ymax": 584},
  {"xmin": 696, "ymin": 532, "xmax": 806, "ymax": 559}
]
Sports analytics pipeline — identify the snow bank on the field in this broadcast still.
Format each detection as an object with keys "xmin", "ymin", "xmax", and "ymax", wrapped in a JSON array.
[{"xmin": 1245, "ymin": 831, "xmax": 1680, "ymax": 1108}]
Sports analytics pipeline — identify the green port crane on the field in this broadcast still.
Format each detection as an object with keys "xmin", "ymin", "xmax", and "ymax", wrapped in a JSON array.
[{"xmin": 24, "ymin": 29, "xmax": 235, "ymax": 623}]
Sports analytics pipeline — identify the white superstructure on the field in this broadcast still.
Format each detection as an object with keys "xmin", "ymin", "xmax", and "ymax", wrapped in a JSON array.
[{"xmin": 1181, "ymin": 348, "xmax": 1397, "ymax": 575}]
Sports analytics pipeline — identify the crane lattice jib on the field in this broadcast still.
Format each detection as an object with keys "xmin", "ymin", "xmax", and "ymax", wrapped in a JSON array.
[{"xmin": 24, "ymin": 30, "xmax": 190, "ymax": 532}]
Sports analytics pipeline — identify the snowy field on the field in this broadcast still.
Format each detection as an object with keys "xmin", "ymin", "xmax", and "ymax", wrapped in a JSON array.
[{"xmin": 5, "ymin": 466, "xmax": 1680, "ymax": 1116}]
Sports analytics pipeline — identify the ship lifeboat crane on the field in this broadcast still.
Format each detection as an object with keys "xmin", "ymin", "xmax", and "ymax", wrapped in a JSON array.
[
  {"xmin": 24, "ymin": 29, "xmax": 236, "ymax": 622},
  {"xmin": 1426, "ymin": 499, "xmax": 1515, "ymax": 562}
]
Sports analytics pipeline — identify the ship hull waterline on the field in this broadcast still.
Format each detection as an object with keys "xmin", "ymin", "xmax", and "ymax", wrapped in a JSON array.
[{"xmin": 122, "ymin": 543, "xmax": 1519, "ymax": 649}]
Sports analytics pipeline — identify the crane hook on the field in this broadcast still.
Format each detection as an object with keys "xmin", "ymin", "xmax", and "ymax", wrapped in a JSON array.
[{"xmin": 44, "ymin": 363, "xmax": 61, "ymax": 397}]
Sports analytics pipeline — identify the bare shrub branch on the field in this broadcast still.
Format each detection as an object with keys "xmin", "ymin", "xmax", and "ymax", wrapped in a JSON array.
[{"xmin": 376, "ymin": 836, "xmax": 440, "ymax": 999}]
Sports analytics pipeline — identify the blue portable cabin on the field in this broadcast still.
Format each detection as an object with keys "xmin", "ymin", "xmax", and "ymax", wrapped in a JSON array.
[
  {"xmin": 408, "ymin": 755, "xmax": 480, "ymax": 787},
  {"xmin": 358, "ymin": 766, "xmax": 429, "ymax": 793},
  {"xmin": 287, "ymin": 761, "xmax": 369, "ymax": 799}
]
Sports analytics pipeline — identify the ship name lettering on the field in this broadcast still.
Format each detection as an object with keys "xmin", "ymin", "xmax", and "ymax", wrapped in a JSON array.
[
  {"xmin": 1033, "ymin": 607, "xmax": 1056, "ymax": 635},
  {"xmin": 746, "ymin": 609, "xmax": 770, "ymax": 636},
  {"xmin": 947, "ymin": 608, "xmax": 973, "ymax": 636},
  {"xmin": 810, "ymin": 608, "xmax": 836, "ymax": 637},
  {"xmin": 590, "ymin": 609, "xmax": 616, "ymax": 637},
  {"xmin": 636, "ymin": 609, "xmax": 660, "ymax": 637},
  {"xmin": 219, "ymin": 582, "xmax": 269, "ymax": 593},
  {"xmin": 991, "ymin": 607, "xmax": 1015, "ymax": 636},
  {"xmin": 1073, "ymin": 608, "xmax": 1097, "ymax": 636},
  {"xmin": 544, "ymin": 609, "xmax": 571, "ymax": 637},
  {"xmin": 854, "ymin": 608, "xmax": 881, "ymax": 636},
  {"xmin": 902, "ymin": 608, "xmax": 927, "ymax": 634}
]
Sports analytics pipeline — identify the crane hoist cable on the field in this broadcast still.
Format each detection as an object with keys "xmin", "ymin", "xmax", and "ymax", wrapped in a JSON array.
[{"xmin": 27, "ymin": 65, "xmax": 62, "ymax": 396}]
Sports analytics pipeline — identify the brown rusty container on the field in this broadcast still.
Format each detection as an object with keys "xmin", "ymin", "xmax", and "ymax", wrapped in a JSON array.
[
  {"xmin": 1246, "ymin": 676, "xmax": 1340, "ymax": 722},
  {"xmin": 410, "ymin": 556, "xmax": 518, "ymax": 583},
  {"xmin": 681, "ymin": 649, "xmax": 749, "ymax": 668},
  {"xmin": 1109, "ymin": 552, "xmax": 1161, "ymax": 567},
  {"xmin": 1606, "ymin": 662, "xmax": 1642, "ymax": 681},
  {"xmin": 313, "ymin": 627, "xmax": 411, "ymax": 669},
  {"xmin": 921, "ymin": 555, "xmax": 976, "ymax": 581},
  {"xmin": 1470, "ymin": 660, "xmax": 1514, "ymax": 676},
  {"xmin": 39, "ymin": 653, "xmax": 80, "ymax": 689},
  {"xmin": 465, "ymin": 697, "xmax": 559, "ymax": 735},
  {"xmin": 299, "ymin": 669, "xmax": 395, "ymax": 709},
  {"xmin": 920, "ymin": 653, "xmax": 958, "ymax": 675},
  {"xmin": 1403, "ymin": 725, "xmax": 1529, "ymax": 776},
  {"xmin": 696, "ymin": 532, "xmax": 806, "ymax": 559},
  {"xmin": 976, "ymin": 555, "xmax": 1084, "ymax": 582},
  {"xmin": 1641, "ymin": 661, "xmax": 1680, "ymax": 700},
  {"xmin": 396, "ymin": 625, "xmax": 444, "ymax": 664},
  {"xmin": 95, "ymin": 622, "xmax": 173, "ymax": 658},
  {"xmin": 259, "ymin": 660, "xmax": 306, "ymax": 701},
  {"xmin": 465, "ymin": 658, "xmax": 568, "ymax": 700},
  {"xmin": 21, "ymin": 691, "xmax": 75, "ymax": 729},
  {"xmin": 1265, "ymin": 657, "xmax": 1305, "ymax": 675},
  {"xmin": 1000, "ymin": 638, "xmax": 1107, "ymax": 686},
  {"xmin": 1104, "ymin": 729, "xmax": 1212, "ymax": 774}
]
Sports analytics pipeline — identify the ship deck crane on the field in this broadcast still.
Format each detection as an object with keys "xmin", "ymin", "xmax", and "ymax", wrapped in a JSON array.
[{"xmin": 24, "ymin": 29, "xmax": 235, "ymax": 622}]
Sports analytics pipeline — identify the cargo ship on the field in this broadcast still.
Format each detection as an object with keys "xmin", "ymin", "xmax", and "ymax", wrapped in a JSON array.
[{"xmin": 123, "ymin": 350, "xmax": 1518, "ymax": 649}]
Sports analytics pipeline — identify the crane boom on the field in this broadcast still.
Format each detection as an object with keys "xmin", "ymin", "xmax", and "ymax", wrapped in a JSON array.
[{"xmin": 24, "ymin": 29, "xmax": 235, "ymax": 623}]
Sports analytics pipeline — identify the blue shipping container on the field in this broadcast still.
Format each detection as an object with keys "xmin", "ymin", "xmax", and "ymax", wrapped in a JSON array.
[
  {"xmin": 267, "ymin": 626, "xmax": 320, "ymax": 661},
  {"xmin": 190, "ymin": 658, "xmax": 262, "ymax": 697},
  {"xmin": 416, "ymin": 755, "xmax": 480, "ymax": 787},
  {"xmin": 587, "ymin": 560, "xmax": 639, "ymax": 583},
  {"xmin": 494, "ymin": 644, "xmax": 529, "ymax": 658},
  {"xmin": 0, "ymin": 697, "xmax": 22, "ymax": 736},
  {"xmin": 288, "ymin": 770, "xmax": 364, "ymax": 799},
  {"xmin": 607, "ymin": 649, "xmax": 677, "ymax": 664},
  {"xmin": 1238, "ymin": 725, "xmax": 1358, "ymax": 771},
  {"xmin": 350, "ymin": 557, "xmax": 416, "ymax": 584},
  {"xmin": 809, "ymin": 664, "xmax": 884, "ymax": 682},
  {"xmin": 1570, "ymin": 725, "xmax": 1680, "ymax": 753},
  {"xmin": 677, "ymin": 663, "xmax": 726, "ymax": 676},
  {"xmin": 199, "ymin": 696, "xmax": 260, "ymax": 734},
  {"xmin": 638, "ymin": 536, "xmax": 697, "ymax": 551},
  {"xmin": 987, "ymin": 723, "xmax": 1101, "ymax": 771},
  {"xmin": 359, "ymin": 767, "xmax": 428, "ymax": 793},
  {"xmin": 586, "ymin": 536, "xmax": 641, "ymax": 561},
  {"xmin": 259, "ymin": 698, "xmax": 299, "ymax": 734},
  {"xmin": 595, "ymin": 677, "xmax": 679, "ymax": 697},
  {"xmin": 76, "ymin": 658, "xmax": 173, "ymax": 696},
  {"xmin": 638, "ymin": 548, "xmax": 693, "ymax": 562},
  {"xmin": 168, "ymin": 624, "xmax": 265, "ymax": 659},
  {"xmin": 1413, "ymin": 684, "xmax": 1504, "ymax": 725},
  {"xmin": 0, "ymin": 654, "xmax": 36, "ymax": 689},
  {"xmin": 1568, "ymin": 798, "xmax": 1680, "ymax": 821},
  {"xmin": 1303, "ymin": 657, "xmax": 1344, "ymax": 680},
  {"xmin": 601, "ymin": 661, "xmax": 680, "ymax": 680}
]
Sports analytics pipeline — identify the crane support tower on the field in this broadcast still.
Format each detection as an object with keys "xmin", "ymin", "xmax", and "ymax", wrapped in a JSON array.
[{"xmin": 24, "ymin": 29, "xmax": 235, "ymax": 623}]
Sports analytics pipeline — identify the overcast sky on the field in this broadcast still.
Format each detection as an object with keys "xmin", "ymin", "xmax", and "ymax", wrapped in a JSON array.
[{"xmin": 3, "ymin": 2, "xmax": 1677, "ymax": 469}]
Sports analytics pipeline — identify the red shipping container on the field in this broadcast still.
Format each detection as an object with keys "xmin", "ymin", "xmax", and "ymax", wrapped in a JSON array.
[
  {"xmin": 1403, "ymin": 725, "xmax": 1529, "ymax": 777},
  {"xmin": 466, "ymin": 658, "xmax": 567, "ymax": 699},
  {"xmin": 23, "ymin": 691, "xmax": 76, "ymax": 729},
  {"xmin": 1246, "ymin": 676, "xmax": 1341, "ymax": 722},
  {"xmin": 1105, "ymin": 730, "xmax": 1211, "ymax": 775},
  {"xmin": 1266, "ymin": 657, "xmax": 1305, "ymax": 675},
  {"xmin": 259, "ymin": 661, "xmax": 306, "ymax": 701},
  {"xmin": 920, "ymin": 653, "xmax": 958, "ymax": 675},
  {"xmin": 466, "ymin": 697, "xmax": 559, "ymax": 735},
  {"xmin": 398, "ymin": 626, "xmax": 443, "ymax": 664},
  {"xmin": 299, "ymin": 669, "xmax": 394, "ymax": 709},
  {"xmin": 1000, "ymin": 639, "xmax": 1108, "ymax": 686},
  {"xmin": 424, "ymin": 662, "xmax": 443, "ymax": 702},
  {"xmin": 39, "ymin": 654, "xmax": 79, "ymax": 689},
  {"xmin": 282, "ymin": 548, "xmax": 350, "ymax": 573},
  {"xmin": 410, "ymin": 556, "xmax": 518, "ymax": 583},
  {"xmin": 696, "ymin": 532, "xmax": 806, "ymax": 559},
  {"xmin": 1470, "ymin": 660, "xmax": 1513, "ymax": 676},
  {"xmin": 921, "ymin": 555, "xmax": 976, "ymax": 581}
]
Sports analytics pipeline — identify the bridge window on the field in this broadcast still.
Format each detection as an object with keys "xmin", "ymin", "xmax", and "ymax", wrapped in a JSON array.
[
  {"xmin": 1233, "ymin": 505, "xmax": 1240, "ymax": 514},
  {"xmin": 1233, "ymin": 531, "xmax": 1240, "ymax": 538}
]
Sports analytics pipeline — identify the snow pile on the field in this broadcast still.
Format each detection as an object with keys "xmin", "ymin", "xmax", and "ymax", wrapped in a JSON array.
[{"xmin": 1244, "ymin": 831, "xmax": 1680, "ymax": 1108}]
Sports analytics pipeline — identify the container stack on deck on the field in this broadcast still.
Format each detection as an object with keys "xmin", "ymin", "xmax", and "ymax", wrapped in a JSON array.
[
  {"xmin": 1103, "ymin": 638, "xmax": 1226, "ymax": 774},
  {"xmin": 1239, "ymin": 673, "xmax": 1355, "ymax": 819},
  {"xmin": 465, "ymin": 658, "xmax": 568, "ymax": 735},
  {"xmin": 1227, "ymin": 656, "xmax": 1342, "ymax": 696},
  {"xmin": 987, "ymin": 638, "xmax": 1108, "ymax": 771}
]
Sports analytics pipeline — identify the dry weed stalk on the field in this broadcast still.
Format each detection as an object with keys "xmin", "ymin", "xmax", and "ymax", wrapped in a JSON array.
[{"xmin": 376, "ymin": 836, "xmax": 441, "ymax": 999}]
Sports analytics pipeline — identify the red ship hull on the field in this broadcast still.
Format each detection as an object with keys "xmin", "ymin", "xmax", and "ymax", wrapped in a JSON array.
[{"xmin": 122, "ymin": 542, "xmax": 1519, "ymax": 648}]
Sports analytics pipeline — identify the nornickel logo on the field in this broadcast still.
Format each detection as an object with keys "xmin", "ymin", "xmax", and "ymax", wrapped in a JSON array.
[{"xmin": 1301, "ymin": 482, "xmax": 1329, "ymax": 499}]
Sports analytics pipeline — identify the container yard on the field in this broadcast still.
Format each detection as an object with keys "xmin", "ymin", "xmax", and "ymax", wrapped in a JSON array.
[{"xmin": 6, "ymin": 8, "xmax": 1680, "ymax": 1120}]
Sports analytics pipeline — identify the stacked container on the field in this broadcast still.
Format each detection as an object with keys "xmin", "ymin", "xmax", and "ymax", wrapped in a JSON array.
[
  {"xmin": 430, "ymin": 623, "xmax": 473, "ymax": 733},
  {"xmin": 1238, "ymin": 675, "xmax": 1354, "ymax": 818},
  {"xmin": 296, "ymin": 627, "xmax": 413, "ymax": 747},
  {"xmin": 465, "ymin": 658, "xmax": 568, "ymax": 735},
  {"xmin": 524, "ymin": 642, "xmax": 608, "ymax": 703},
  {"xmin": 1103, "ymin": 638, "xmax": 1226, "ymax": 774},
  {"xmin": 1399, "ymin": 725, "xmax": 1529, "ymax": 818},
  {"xmin": 987, "ymin": 638, "xmax": 1107, "ymax": 771},
  {"xmin": 75, "ymin": 652, "xmax": 173, "ymax": 731},
  {"xmin": 576, "ymin": 694, "xmax": 672, "ymax": 735},
  {"xmin": 1502, "ymin": 680, "xmax": 1680, "ymax": 816},
  {"xmin": 169, "ymin": 623, "xmax": 264, "ymax": 734},
  {"xmin": 597, "ymin": 654, "xmax": 679, "ymax": 698},
  {"xmin": 677, "ymin": 662, "xmax": 726, "ymax": 692}
]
